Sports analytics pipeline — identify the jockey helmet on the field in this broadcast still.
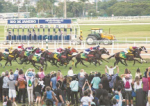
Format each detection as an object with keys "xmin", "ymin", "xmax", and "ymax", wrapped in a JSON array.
[
  {"xmin": 41, "ymin": 48, "xmax": 44, "ymax": 51},
  {"xmin": 90, "ymin": 47, "xmax": 93, "ymax": 50},
  {"xmin": 68, "ymin": 46, "xmax": 71, "ymax": 49},
  {"xmin": 10, "ymin": 47, "xmax": 13, "ymax": 49}
]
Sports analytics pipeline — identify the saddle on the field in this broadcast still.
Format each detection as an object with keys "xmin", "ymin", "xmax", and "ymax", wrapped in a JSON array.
[
  {"xmin": 81, "ymin": 53, "xmax": 87, "ymax": 59},
  {"xmin": 24, "ymin": 51, "xmax": 30, "ymax": 56},
  {"xmin": 88, "ymin": 54, "xmax": 93, "ymax": 57},
  {"xmin": 119, "ymin": 52, "xmax": 127, "ymax": 59},
  {"xmin": 61, "ymin": 55, "xmax": 66, "ymax": 58},
  {"xmin": 32, "ymin": 55, "xmax": 40, "ymax": 62},
  {"xmin": 2, "ymin": 53, "xmax": 8, "ymax": 59}
]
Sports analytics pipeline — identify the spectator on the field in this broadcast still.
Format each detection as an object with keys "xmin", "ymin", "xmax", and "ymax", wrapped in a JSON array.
[
  {"xmin": 134, "ymin": 76, "xmax": 144, "ymax": 106},
  {"xmin": 95, "ymin": 84, "xmax": 104, "ymax": 99},
  {"xmin": 43, "ymin": 74, "xmax": 51, "ymax": 87},
  {"xmin": 91, "ymin": 74, "xmax": 101, "ymax": 90},
  {"xmin": 135, "ymin": 68, "xmax": 142, "ymax": 78},
  {"xmin": 78, "ymin": 71, "xmax": 85, "ymax": 99},
  {"xmin": 81, "ymin": 90, "xmax": 91, "ymax": 106},
  {"xmin": 50, "ymin": 73, "xmax": 57, "ymax": 90},
  {"xmin": 70, "ymin": 77, "xmax": 79, "ymax": 105},
  {"xmin": 99, "ymin": 89, "xmax": 110, "ymax": 105},
  {"xmin": 54, "ymin": 82, "xmax": 64, "ymax": 106},
  {"xmin": 42, "ymin": 86, "xmax": 58, "ymax": 106},
  {"xmin": 18, "ymin": 69, "xmax": 25, "ymax": 81},
  {"xmin": 66, "ymin": 74, "xmax": 72, "ymax": 102},
  {"xmin": 34, "ymin": 78, "xmax": 42, "ymax": 105},
  {"xmin": 121, "ymin": 69, "xmax": 133, "ymax": 106},
  {"xmin": 105, "ymin": 65, "xmax": 119, "ymax": 93},
  {"xmin": 2, "ymin": 71, "xmax": 9, "ymax": 101},
  {"xmin": 38, "ymin": 67, "xmax": 45, "ymax": 80},
  {"xmin": 17, "ymin": 74, "xmax": 26, "ymax": 103},
  {"xmin": 101, "ymin": 74, "xmax": 110, "ymax": 92},
  {"xmin": 0, "ymin": 72, "xmax": 5, "ymax": 102},
  {"xmin": 25, "ymin": 70, "xmax": 34, "ymax": 105},
  {"xmin": 8, "ymin": 74, "xmax": 17, "ymax": 106},
  {"xmin": 147, "ymin": 68, "xmax": 150, "ymax": 106},
  {"xmin": 105, "ymin": 65, "xmax": 117, "ymax": 75},
  {"xmin": 13, "ymin": 68, "xmax": 19, "ymax": 80},
  {"xmin": 68, "ymin": 67, "xmax": 74, "ymax": 76},
  {"xmin": 142, "ymin": 70, "xmax": 149, "ymax": 105}
]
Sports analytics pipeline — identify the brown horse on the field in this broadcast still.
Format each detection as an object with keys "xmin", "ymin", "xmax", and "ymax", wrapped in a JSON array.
[
  {"xmin": 27, "ymin": 54, "xmax": 47, "ymax": 70},
  {"xmin": 108, "ymin": 48, "xmax": 142, "ymax": 66},
  {"xmin": 75, "ymin": 49, "xmax": 101, "ymax": 67}
]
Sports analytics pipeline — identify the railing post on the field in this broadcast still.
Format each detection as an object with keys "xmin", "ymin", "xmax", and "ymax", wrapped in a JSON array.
[{"xmin": 9, "ymin": 41, "xmax": 11, "ymax": 47}]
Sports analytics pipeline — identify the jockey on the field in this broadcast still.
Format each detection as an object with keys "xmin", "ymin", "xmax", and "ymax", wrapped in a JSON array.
[
  {"xmin": 55, "ymin": 47, "xmax": 64, "ymax": 54},
  {"xmin": 35, "ymin": 48, "xmax": 44, "ymax": 57},
  {"xmin": 26, "ymin": 47, "xmax": 33, "ymax": 52},
  {"xmin": 92, "ymin": 45, "xmax": 100, "ymax": 50},
  {"xmin": 17, "ymin": 44, "xmax": 24, "ymax": 51},
  {"xmin": 4, "ymin": 47, "xmax": 13, "ymax": 54},
  {"xmin": 84, "ymin": 47, "xmax": 93, "ymax": 54},
  {"xmin": 124, "ymin": 46, "xmax": 138, "ymax": 54},
  {"xmin": 68, "ymin": 46, "xmax": 71, "ymax": 50}
]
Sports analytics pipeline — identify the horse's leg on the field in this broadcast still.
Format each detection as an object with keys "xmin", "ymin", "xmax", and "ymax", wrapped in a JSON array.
[
  {"xmin": 133, "ymin": 59, "xmax": 142, "ymax": 65},
  {"xmin": 100, "ymin": 58, "xmax": 109, "ymax": 63},
  {"xmin": 124, "ymin": 60, "xmax": 128, "ymax": 66},
  {"xmin": 119, "ymin": 59, "xmax": 127, "ymax": 66},
  {"xmin": 4, "ymin": 61, "xmax": 9, "ymax": 68},
  {"xmin": 10, "ymin": 60, "xmax": 12, "ymax": 66},
  {"xmin": 80, "ymin": 60, "xmax": 88, "ymax": 67},
  {"xmin": 75, "ymin": 59, "xmax": 80, "ymax": 68},
  {"xmin": 139, "ymin": 56, "xmax": 147, "ymax": 63}
]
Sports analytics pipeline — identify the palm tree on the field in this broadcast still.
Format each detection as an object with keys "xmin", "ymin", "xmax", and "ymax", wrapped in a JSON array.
[{"xmin": 80, "ymin": 0, "xmax": 88, "ymax": 17}]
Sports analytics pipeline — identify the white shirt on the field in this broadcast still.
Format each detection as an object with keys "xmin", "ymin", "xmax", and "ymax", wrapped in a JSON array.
[
  {"xmin": 122, "ymin": 78, "xmax": 132, "ymax": 91},
  {"xmin": 106, "ymin": 66, "xmax": 116, "ymax": 75},
  {"xmin": 68, "ymin": 69, "xmax": 74, "ymax": 76},
  {"xmin": 134, "ymin": 80, "xmax": 142, "ymax": 91},
  {"xmin": 81, "ymin": 96, "xmax": 91, "ymax": 105}
]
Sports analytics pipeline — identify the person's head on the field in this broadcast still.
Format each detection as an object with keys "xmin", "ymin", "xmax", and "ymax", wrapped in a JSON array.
[
  {"xmin": 97, "ymin": 72, "xmax": 101, "ymax": 77},
  {"xmin": 9, "ymin": 69, "xmax": 12, "ymax": 72},
  {"xmin": 7, "ymin": 100, "xmax": 12, "ymax": 106},
  {"xmin": 46, "ymin": 86, "xmax": 51, "ymax": 91},
  {"xmin": 84, "ymin": 90, "xmax": 88, "ymax": 96},
  {"xmin": 56, "ymin": 71, "xmax": 61, "ymax": 77},
  {"xmin": 32, "ymin": 69, "xmax": 35, "ymax": 72},
  {"xmin": 54, "ymin": 73, "xmax": 56, "ymax": 77},
  {"xmin": 136, "ymin": 68, "xmax": 140, "ymax": 73},
  {"xmin": 56, "ymin": 82, "xmax": 60, "ymax": 88},
  {"xmin": 112, "ymin": 98, "xmax": 117, "ymax": 105},
  {"xmin": 69, "ymin": 67, "xmax": 72, "ymax": 70},
  {"xmin": 1, "ymin": 72, "xmax": 5, "ymax": 77},
  {"xmin": 99, "ymin": 84, "xmax": 103, "ymax": 89},
  {"xmin": 117, "ymin": 86, "xmax": 122, "ymax": 92},
  {"xmin": 135, "ymin": 76, "xmax": 140, "ymax": 85},
  {"xmin": 34, "ymin": 78, "xmax": 39, "ymax": 87},
  {"xmin": 80, "ymin": 69, "xmax": 84, "ymax": 72},
  {"xmin": 124, "ymin": 68, "xmax": 129, "ymax": 74},
  {"xmin": 16, "ymin": 68, "xmax": 18, "ymax": 71},
  {"xmin": 102, "ymin": 89, "xmax": 108, "ymax": 97},
  {"xmin": 87, "ymin": 89, "xmax": 91, "ymax": 96},
  {"xmin": 35, "ymin": 74, "xmax": 39, "ymax": 78},
  {"xmin": 101, "ymin": 74, "xmax": 106, "ymax": 78},
  {"xmin": 96, "ymin": 73, "xmax": 99, "ymax": 77},
  {"xmin": 10, "ymin": 71, "xmax": 13, "ymax": 75},
  {"xmin": 19, "ymin": 69, "xmax": 23, "ymax": 75},
  {"xmin": 5, "ymin": 71, "xmax": 9, "ymax": 76},
  {"xmin": 110, "ymin": 66, "xmax": 113, "ymax": 68}
]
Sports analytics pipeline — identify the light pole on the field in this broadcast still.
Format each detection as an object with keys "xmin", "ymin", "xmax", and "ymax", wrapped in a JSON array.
[{"xmin": 64, "ymin": 0, "xmax": 67, "ymax": 18}]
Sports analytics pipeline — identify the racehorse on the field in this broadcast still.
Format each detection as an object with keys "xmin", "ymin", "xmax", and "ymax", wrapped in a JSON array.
[
  {"xmin": 3, "ymin": 49, "xmax": 18, "ymax": 67},
  {"xmin": 27, "ymin": 54, "xmax": 47, "ymax": 70},
  {"xmin": 75, "ymin": 49, "xmax": 101, "ymax": 67},
  {"xmin": 108, "ymin": 48, "xmax": 143, "ymax": 66},
  {"xmin": 94, "ymin": 48, "xmax": 110, "ymax": 65},
  {"xmin": 47, "ymin": 48, "xmax": 78, "ymax": 67}
]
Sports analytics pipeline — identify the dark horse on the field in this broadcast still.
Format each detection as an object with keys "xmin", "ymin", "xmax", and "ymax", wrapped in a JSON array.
[
  {"xmin": 2, "ymin": 49, "xmax": 18, "ymax": 67},
  {"xmin": 47, "ymin": 48, "xmax": 78, "ymax": 67},
  {"xmin": 75, "ymin": 49, "xmax": 101, "ymax": 67},
  {"xmin": 27, "ymin": 54, "xmax": 47, "ymax": 70},
  {"xmin": 108, "ymin": 46, "xmax": 147, "ymax": 66}
]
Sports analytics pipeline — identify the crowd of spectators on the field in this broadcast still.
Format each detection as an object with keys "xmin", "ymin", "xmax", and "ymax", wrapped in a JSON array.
[{"xmin": 0, "ymin": 66, "xmax": 150, "ymax": 106}]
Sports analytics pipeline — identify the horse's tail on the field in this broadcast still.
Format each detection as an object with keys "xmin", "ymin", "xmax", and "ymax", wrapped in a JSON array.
[{"xmin": 108, "ymin": 54, "xmax": 115, "ymax": 60}]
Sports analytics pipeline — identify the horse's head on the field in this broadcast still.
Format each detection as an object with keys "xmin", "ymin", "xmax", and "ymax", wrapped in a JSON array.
[
  {"xmin": 101, "ymin": 48, "xmax": 109, "ymax": 55},
  {"xmin": 70, "ymin": 48, "xmax": 78, "ymax": 54},
  {"xmin": 140, "ymin": 46, "xmax": 147, "ymax": 53}
]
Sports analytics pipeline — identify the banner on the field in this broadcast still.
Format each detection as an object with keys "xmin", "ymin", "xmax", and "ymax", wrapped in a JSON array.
[
  {"xmin": 8, "ymin": 19, "xmax": 72, "ymax": 24},
  {"xmin": 39, "ymin": 19, "xmax": 71, "ymax": 24},
  {"xmin": 8, "ymin": 19, "xmax": 38, "ymax": 24}
]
